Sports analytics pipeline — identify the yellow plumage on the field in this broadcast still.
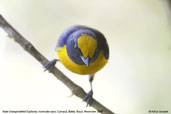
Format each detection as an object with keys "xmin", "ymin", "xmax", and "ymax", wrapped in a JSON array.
[
  {"xmin": 57, "ymin": 45, "xmax": 107, "ymax": 75},
  {"xmin": 77, "ymin": 34, "xmax": 97, "ymax": 58}
]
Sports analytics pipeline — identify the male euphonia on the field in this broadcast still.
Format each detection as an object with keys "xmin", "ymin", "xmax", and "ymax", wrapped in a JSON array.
[{"xmin": 44, "ymin": 25, "xmax": 109, "ymax": 106}]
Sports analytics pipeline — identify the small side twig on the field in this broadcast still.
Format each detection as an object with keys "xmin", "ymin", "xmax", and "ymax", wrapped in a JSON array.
[{"xmin": 0, "ymin": 15, "xmax": 114, "ymax": 114}]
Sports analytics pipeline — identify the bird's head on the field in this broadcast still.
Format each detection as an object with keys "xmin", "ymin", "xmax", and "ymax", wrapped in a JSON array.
[
  {"xmin": 66, "ymin": 30, "xmax": 99, "ymax": 66},
  {"xmin": 77, "ymin": 34, "xmax": 97, "ymax": 66}
]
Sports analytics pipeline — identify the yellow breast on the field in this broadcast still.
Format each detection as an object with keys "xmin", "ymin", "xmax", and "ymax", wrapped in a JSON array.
[{"xmin": 57, "ymin": 45, "xmax": 107, "ymax": 75}]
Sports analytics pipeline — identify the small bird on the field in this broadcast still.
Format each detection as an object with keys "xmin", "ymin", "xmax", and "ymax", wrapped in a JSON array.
[{"xmin": 44, "ymin": 25, "xmax": 109, "ymax": 106}]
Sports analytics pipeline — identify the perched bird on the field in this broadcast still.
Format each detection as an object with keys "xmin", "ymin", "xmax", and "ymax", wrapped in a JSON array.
[{"xmin": 44, "ymin": 25, "xmax": 109, "ymax": 106}]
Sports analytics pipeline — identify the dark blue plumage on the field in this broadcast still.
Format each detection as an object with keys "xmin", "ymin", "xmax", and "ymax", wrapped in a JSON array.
[{"xmin": 56, "ymin": 25, "xmax": 109, "ymax": 61}]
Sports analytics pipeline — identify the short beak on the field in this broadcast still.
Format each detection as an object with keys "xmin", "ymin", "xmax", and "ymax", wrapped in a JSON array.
[{"xmin": 80, "ymin": 56, "xmax": 90, "ymax": 67}]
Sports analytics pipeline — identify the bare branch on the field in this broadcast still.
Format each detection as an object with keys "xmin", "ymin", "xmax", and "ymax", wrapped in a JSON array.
[{"xmin": 0, "ymin": 15, "xmax": 114, "ymax": 114}]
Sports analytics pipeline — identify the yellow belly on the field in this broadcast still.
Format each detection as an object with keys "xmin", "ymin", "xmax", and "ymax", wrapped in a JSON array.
[{"xmin": 57, "ymin": 45, "xmax": 107, "ymax": 75}]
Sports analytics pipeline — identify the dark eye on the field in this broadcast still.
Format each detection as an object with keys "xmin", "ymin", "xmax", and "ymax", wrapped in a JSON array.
[
  {"xmin": 74, "ymin": 43, "xmax": 78, "ymax": 49},
  {"xmin": 74, "ymin": 42, "xmax": 82, "ymax": 55}
]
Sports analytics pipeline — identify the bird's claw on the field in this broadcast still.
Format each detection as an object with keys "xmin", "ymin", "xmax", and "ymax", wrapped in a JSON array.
[
  {"xmin": 43, "ymin": 59, "xmax": 58, "ymax": 72},
  {"xmin": 83, "ymin": 90, "xmax": 93, "ymax": 107}
]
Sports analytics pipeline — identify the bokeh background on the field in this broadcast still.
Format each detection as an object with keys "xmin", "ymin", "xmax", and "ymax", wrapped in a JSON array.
[{"xmin": 0, "ymin": 0, "xmax": 171, "ymax": 114}]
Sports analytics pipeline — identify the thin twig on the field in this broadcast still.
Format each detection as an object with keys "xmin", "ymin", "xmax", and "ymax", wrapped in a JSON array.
[{"xmin": 0, "ymin": 15, "xmax": 114, "ymax": 114}]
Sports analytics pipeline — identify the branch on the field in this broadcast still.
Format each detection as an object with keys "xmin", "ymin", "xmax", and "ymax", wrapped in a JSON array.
[{"xmin": 0, "ymin": 15, "xmax": 114, "ymax": 114}]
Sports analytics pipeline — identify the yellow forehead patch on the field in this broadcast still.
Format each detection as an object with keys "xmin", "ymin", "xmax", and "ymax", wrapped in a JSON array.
[{"xmin": 77, "ymin": 34, "xmax": 97, "ymax": 58}]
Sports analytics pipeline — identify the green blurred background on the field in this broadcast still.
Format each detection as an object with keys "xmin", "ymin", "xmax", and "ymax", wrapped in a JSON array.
[{"xmin": 0, "ymin": 0, "xmax": 171, "ymax": 114}]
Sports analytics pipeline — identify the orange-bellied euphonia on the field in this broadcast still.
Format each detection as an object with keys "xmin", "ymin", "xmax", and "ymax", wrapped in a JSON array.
[{"xmin": 44, "ymin": 25, "xmax": 109, "ymax": 106}]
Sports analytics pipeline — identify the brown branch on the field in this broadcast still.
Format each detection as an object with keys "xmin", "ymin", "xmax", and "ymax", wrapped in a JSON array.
[{"xmin": 0, "ymin": 15, "xmax": 114, "ymax": 114}]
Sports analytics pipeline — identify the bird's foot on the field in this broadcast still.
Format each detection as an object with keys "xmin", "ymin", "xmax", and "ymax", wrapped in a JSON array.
[
  {"xmin": 83, "ymin": 90, "xmax": 93, "ymax": 107},
  {"xmin": 43, "ymin": 59, "xmax": 59, "ymax": 72}
]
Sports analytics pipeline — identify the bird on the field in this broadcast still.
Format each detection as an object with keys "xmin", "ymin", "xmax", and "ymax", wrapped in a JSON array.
[{"xmin": 44, "ymin": 25, "xmax": 109, "ymax": 107}]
